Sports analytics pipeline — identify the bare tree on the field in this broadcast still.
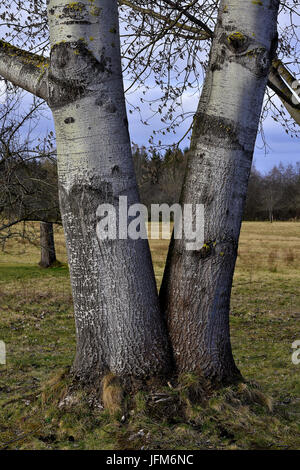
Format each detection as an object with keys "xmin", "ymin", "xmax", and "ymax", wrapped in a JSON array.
[
  {"xmin": 0, "ymin": 90, "xmax": 60, "ymax": 254},
  {"xmin": 160, "ymin": 0, "xmax": 281, "ymax": 383},
  {"xmin": 39, "ymin": 221, "xmax": 57, "ymax": 267}
]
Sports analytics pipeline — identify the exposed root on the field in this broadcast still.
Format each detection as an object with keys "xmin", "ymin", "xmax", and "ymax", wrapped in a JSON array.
[
  {"xmin": 41, "ymin": 368, "xmax": 273, "ymax": 424},
  {"xmin": 15, "ymin": 368, "xmax": 281, "ymax": 450}
]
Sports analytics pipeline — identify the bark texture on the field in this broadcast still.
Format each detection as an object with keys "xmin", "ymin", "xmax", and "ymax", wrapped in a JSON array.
[
  {"xmin": 46, "ymin": 0, "xmax": 170, "ymax": 382},
  {"xmin": 0, "ymin": 40, "xmax": 50, "ymax": 100},
  {"xmin": 39, "ymin": 221, "xmax": 57, "ymax": 268},
  {"xmin": 268, "ymin": 62, "xmax": 300, "ymax": 126},
  {"xmin": 160, "ymin": 0, "xmax": 280, "ymax": 384}
]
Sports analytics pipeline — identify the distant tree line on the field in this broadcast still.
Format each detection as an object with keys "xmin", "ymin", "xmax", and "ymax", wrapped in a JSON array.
[
  {"xmin": 2, "ymin": 140, "xmax": 300, "ymax": 232},
  {"xmin": 132, "ymin": 145, "xmax": 300, "ymax": 222},
  {"xmin": 244, "ymin": 162, "xmax": 300, "ymax": 221}
]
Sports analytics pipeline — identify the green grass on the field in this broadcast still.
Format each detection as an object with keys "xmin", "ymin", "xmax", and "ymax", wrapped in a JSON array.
[{"xmin": 0, "ymin": 221, "xmax": 300, "ymax": 449}]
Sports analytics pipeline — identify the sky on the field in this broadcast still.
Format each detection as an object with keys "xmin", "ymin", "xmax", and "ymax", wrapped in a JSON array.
[
  {"xmin": 8, "ymin": 84, "xmax": 298, "ymax": 176},
  {"xmin": 2, "ymin": 65, "xmax": 298, "ymax": 176},
  {"xmin": 254, "ymin": 114, "xmax": 300, "ymax": 173},
  {"xmin": 1, "ymin": 3, "xmax": 299, "ymax": 175},
  {"xmin": 126, "ymin": 87, "xmax": 300, "ymax": 174}
]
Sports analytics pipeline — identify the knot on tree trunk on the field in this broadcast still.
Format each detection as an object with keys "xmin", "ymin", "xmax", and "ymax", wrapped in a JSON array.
[
  {"xmin": 227, "ymin": 31, "xmax": 250, "ymax": 52},
  {"xmin": 48, "ymin": 41, "xmax": 113, "ymax": 107}
]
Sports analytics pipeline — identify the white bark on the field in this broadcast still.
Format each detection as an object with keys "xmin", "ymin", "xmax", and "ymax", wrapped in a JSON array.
[
  {"xmin": 160, "ymin": 0, "xmax": 280, "ymax": 383},
  {"xmin": 46, "ymin": 0, "xmax": 170, "ymax": 380},
  {"xmin": 0, "ymin": 41, "xmax": 49, "ymax": 100},
  {"xmin": 0, "ymin": 0, "xmax": 290, "ymax": 388},
  {"xmin": 0, "ymin": 0, "xmax": 171, "ymax": 385}
]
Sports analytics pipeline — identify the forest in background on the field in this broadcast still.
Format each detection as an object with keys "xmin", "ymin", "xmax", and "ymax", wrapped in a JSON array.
[
  {"xmin": 132, "ymin": 145, "xmax": 300, "ymax": 222},
  {"xmin": 1, "ymin": 143, "xmax": 300, "ymax": 234}
]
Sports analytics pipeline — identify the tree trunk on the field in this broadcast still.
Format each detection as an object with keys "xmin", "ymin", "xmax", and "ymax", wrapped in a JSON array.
[
  {"xmin": 39, "ymin": 221, "xmax": 56, "ymax": 268},
  {"xmin": 46, "ymin": 0, "xmax": 170, "ymax": 382},
  {"xmin": 160, "ymin": 0, "xmax": 279, "ymax": 385},
  {"xmin": 269, "ymin": 61, "xmax": 300, "ymax": 126}
]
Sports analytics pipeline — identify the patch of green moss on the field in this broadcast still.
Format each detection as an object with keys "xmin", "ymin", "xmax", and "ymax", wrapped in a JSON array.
[
  {"xmin": 0, "ymin": 40, "xmax": 49, "ymax": 70},
  {"xmin": 227, "ymin": 32, "xmax": 246, "ymax": 43}
]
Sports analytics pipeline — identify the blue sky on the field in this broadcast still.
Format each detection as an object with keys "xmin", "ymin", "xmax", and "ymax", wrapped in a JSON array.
[
  {"xmin": 8, "ymin": 80, "xmax": 299, "ymax": 176},
  {"xmin": 254, "ymin": 120, "xmax": 300, "ymax": 173},
  {"xmin": 127, "ymin": 92, "xmax": 300, "ymax": 174},
  {"xmin": 0, "ymin": 3, "xmax": 298, "ymax": 175}
]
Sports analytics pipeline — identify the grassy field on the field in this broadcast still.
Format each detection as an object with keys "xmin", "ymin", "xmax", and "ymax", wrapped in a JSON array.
[{"xmin": 0, "ymin": 221, "xmax": 299, "ymax": 450}]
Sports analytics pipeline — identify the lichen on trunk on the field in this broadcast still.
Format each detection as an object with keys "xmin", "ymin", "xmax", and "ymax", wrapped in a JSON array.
[
  {"xmin": 160, "ymin": 0, "xmax": 280, "ymax": 385},
  {"xmin": 46, "ymin": 0, "xmax": 171, "ymax": 383}
]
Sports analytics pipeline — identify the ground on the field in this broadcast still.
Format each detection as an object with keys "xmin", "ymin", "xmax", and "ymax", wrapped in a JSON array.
[{"xmin": 0, "ymin": 221, "xmax": 299, "ymax": 450}]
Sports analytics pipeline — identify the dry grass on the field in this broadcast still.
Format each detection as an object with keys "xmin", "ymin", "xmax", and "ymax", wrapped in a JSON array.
[
  {"xmin": 102, "ymin": 374, "xmax": 124, "ymax": 416},
  {"xmin": 0, "ymin": 221, "xmax": 300, "ymax": 449}
]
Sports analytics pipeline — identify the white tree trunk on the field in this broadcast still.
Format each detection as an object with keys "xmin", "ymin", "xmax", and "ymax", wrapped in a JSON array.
[
  {"xmin": 0, "ymin": 0, "xmax": 171, "ymax": 386},
  {"xmin": 45, "ymin": 0, "xmax": 171, "ymax": 381},
  {"xmin": 160, "ymin": 0, "xmax": 280, "ymax": 384}
]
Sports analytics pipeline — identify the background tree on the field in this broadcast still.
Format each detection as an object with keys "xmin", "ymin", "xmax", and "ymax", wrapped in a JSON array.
[
  {"xmin": 0, "ymin": 88, "xmax": 60, "ymax": 266},
  {"xmin": 262, "ymin": 165, "xmax": 284, "ymax": 223},
  {"xmin": 133, "ymin": 147, "xmax": 300, "ymax": 221},
  {"xmin": 133, "ymin": 145, "xmax": 188, "ymax": 211},
  {"xmin": 39, "ymin": 221, "xmax": 57, "ymax": 267},
  {"xmin": 243, "ymin": 166, "xmax": 264, "ymax": 221}
]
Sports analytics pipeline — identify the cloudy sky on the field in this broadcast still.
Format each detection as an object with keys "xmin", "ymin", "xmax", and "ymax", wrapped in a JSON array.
[
  {"xmin": 124, "ymin": 3, "xmax": 300, "ymax": 174},
  {"xmin": 1, "ymin": 3, "xmax": 298, "ymax": 176},
  {"xmin": 127, "ymin": 89, "xmax": 300, "ymax": 174},
  {"xmin": 4, "ymin": 67, "xmax": 298, "ymax": 176},
  {"xmin": 11, "ymin": 85, "xmax": 298, "ymax": 176}
]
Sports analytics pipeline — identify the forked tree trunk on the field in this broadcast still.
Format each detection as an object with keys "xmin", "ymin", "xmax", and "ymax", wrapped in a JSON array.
[
  {"xmin": 46, "ymin": 0, "xmax": 170, "ymax": 382},
  {"xmin": 39, "ymin": 221, "xmax": 56, "ymax": 268},
  {"xmin": 160, "ymin": 0, "xmax": 280, "ymax": 385}
]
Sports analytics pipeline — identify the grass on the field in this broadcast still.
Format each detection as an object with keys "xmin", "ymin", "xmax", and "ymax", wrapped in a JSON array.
[{"xmin": 0, "ymin": 221, "xmax": 299, "ymax": 450}]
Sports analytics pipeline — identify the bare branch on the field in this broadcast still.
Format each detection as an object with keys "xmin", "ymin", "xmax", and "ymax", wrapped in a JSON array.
[
  {"xmin": 119, "ymin": 0, "xmax": 211, "ymax": 39},
  {"xmin": 272, "ymin": 57, "xmax": 299, "ymax": 89},
  {"xmin": 161, "ymin": 0, "xmax": 214, "ymax": 37},
  {"xmin": 0, "ymin": 40, "xmax": 49, "ymax": 100}
]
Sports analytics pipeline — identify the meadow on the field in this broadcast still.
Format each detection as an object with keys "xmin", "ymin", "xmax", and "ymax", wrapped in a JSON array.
[{"xmin": 0, "ymin": 221, "xmax": 299, "ymax": 450}]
